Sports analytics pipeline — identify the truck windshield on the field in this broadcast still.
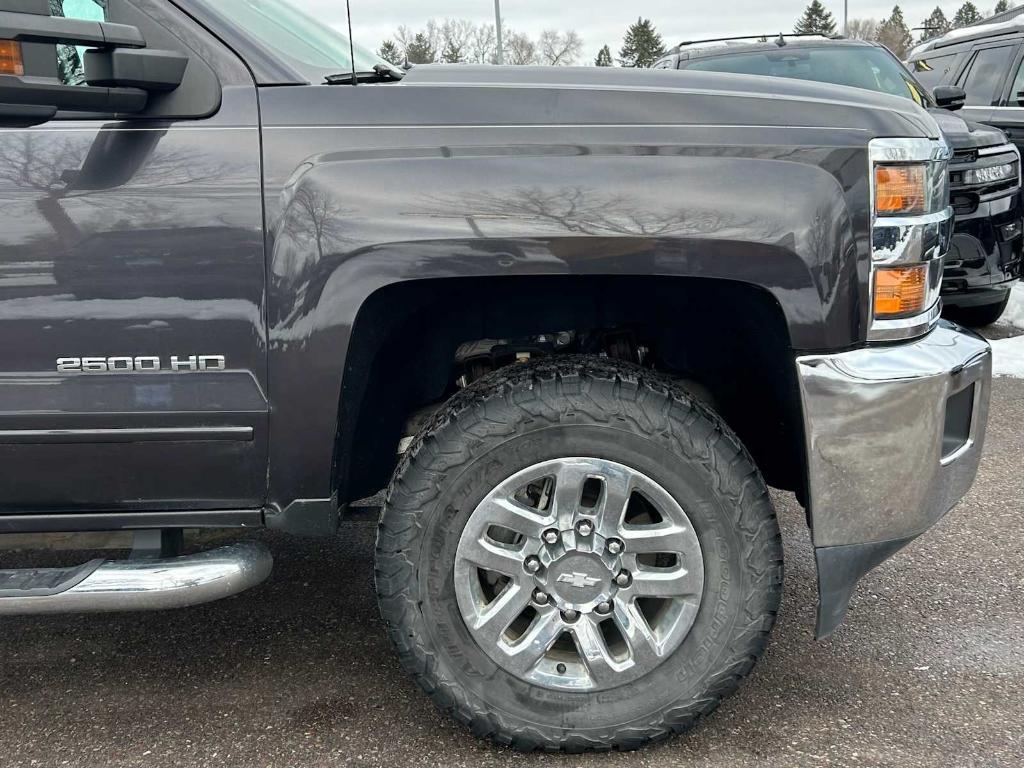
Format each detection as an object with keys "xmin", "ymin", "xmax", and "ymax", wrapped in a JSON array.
[
  {"xmin": 684, "ymin": 46, "xmax": 934, "ymax": 108},
  {"xmin": 210, "ymin": 0, "xmax": 393, "ymax": 83}
]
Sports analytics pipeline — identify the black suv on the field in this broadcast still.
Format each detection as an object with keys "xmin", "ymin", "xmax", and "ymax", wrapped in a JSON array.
[
  {"xmin": 908, "ymin": 17, "xmax": 1024, "ymax": 146},
  {"xmin": 655, "ymin": 36, "xmax": 1023, "ymax": 326}
]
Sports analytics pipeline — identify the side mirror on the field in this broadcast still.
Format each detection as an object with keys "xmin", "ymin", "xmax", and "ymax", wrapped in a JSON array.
[
  {"xmin": 0, "ymin": 7, "xmax": 187, "ymax": 127},
  {"xmin": 84, "ymin": 48, "xmax": 188, "ymax": 92},
  {"xmin": 933, "ymin": 85, "xmax": 967, "ymax": 111}
]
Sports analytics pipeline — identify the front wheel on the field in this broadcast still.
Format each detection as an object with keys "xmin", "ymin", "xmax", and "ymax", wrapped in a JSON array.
[{"xmin": 375, "ymin": 357, "xmax": 783, "ymax": 752}]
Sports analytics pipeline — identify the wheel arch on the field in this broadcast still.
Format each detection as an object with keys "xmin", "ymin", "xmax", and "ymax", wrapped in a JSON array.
[{"xmin": 330, "ymin": 273, "xmax": 809, "ymax": 509}]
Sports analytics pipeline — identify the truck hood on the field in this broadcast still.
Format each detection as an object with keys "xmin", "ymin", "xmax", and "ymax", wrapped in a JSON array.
[
  {"xmin": 402, "ymin": 65, "xmax": 940, "ymax": 139},
  {"xmin": 928, "ymin": 108, "xmax": 1009, "ymax": 150}
]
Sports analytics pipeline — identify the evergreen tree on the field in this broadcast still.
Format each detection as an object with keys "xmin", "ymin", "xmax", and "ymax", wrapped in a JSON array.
[
  {"xmin": 405, "ymin": 32, "xmax": 437, "ymax": 64},
  {"xmin": 794, "ymin": 1, "xmax": 838, "ymax": 36},
  {"xmin": 619, "ymin": 18, "xmax": 665, "ymax": 68},
  {"xmin": 953, "ymin": 2, "xmax": 983, "ymax": 27},
  {"xmin": 378, "ymin": 40, "xmax": 404, "ymax": 66},
  {"xmin": 919, "ymin": 7, "xmax": 951, "ymax": 42},
  {"xmin": 440, "ymin": 38, "xmax": 464, "ymax": 63},
  {"xmin": 994, "ymin": 0, "xmax": 1011, "ymax": 14},
  {"xmin": 877, "ymin": 6, "xmax": 913, "ymax": 58},
  {"xmin": 595, "ymin": 45, "xmax": 613, "ymax": 67}
]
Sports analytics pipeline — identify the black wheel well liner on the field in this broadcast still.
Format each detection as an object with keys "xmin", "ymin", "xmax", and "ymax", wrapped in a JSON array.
[{"xmin": 334, "ymin": 274, "xmax": 808, "ymax": 507}]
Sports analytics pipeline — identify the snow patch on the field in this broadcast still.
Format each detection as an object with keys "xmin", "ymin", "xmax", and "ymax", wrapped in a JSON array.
[
  {"xmin": 991, "ymin": 284, "xmax": 1024, "ymax": 377},
  {"xmin": 997, "ymin": 283, "xmax": 1024, "ymax": 332},
  {"xmin": 992, "ymin": 334, "xmax": 1024, "ymax": 378}
]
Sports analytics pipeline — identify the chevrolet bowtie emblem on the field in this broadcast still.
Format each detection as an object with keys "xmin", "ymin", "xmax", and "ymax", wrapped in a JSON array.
[{"xmin": 556, "ymin": 572, "xmax": 602, "ymax": 589}]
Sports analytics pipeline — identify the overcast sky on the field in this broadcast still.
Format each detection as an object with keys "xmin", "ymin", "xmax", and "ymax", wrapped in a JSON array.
[{"xmin": 306, "ymin": 1, "xmax": 1008, "ymax": 62}]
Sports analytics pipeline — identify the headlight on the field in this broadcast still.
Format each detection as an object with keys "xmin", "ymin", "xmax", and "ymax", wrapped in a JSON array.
[
  {"xmin": 963, "ymin": 161, "xmax": 1018, "ymax": 185},
  {"xmin": 867, "ymin": 137, "xmax": 952, "ymax": 341},
  {"xmin": 875, "ymin": 164, "xmax": 927, "ymax": 215}
]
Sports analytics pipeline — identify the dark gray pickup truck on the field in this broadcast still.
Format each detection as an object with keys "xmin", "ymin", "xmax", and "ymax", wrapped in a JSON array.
[{"xmin": 0, "ymin": 0, "xmax": 993, "ymax": 753}]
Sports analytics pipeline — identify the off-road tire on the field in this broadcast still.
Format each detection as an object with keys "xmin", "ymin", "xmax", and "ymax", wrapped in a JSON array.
[{"xmin": 375, "ymin": 356, "xmax": 783, "ymax": 752}]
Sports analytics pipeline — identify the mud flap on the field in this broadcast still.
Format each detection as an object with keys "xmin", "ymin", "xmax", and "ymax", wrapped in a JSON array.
[{"xmin": 814, "ymin": 535, "xmax": 918, "ymax": 639}]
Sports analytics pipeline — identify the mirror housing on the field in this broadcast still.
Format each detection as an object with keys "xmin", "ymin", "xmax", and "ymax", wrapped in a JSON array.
[
  {"xmin": 84, "ymin": 48, "xmax": 188, "ymax": 92},
  {"xmin": 934, "ymin": 85, "xmax": 966, "ymax": 111},
  {"xmin": 0, "ymin": 7, "xmax": 187, "ymax": 127}
]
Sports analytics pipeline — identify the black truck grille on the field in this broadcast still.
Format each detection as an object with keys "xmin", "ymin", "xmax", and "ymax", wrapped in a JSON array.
[{"xmin": 948, "ymin": 145, "xmax": 1020, "ymax": 216}]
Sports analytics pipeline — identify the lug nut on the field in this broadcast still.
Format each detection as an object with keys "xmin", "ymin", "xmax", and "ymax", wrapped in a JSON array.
[
  {"xmin": 607, "ymin": 538, "xmax": 624, "ymax": 555},
  {"xmin": 614, "ymin": 569, "xmax": 632, "ymax": 588},
  {"xmin": 561, "ymin": 609, "xmax": 579, "ymax": 623},
  {"xmin": 542, "ymin": 529, "xmax": 560, "ymax": 545},
  {"xmin": 595, "ymin": 601, "xmax": 613, "ymax": 615},
  {"xmin": 524, "ymin": 556, "xmax": 542, "ymax": 574},
  {"xmin": 533, "ymin": 589, "xmax": 550, "ymax": 605},
  {"xmin": 576, "ymin": 519, "xmax": 594, "ymax": 537}
]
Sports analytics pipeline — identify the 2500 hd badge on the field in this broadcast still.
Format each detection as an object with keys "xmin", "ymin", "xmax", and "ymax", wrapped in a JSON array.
[{"xmin": 56, "ymin": 355, "xmax": 228, "ymax": 373}]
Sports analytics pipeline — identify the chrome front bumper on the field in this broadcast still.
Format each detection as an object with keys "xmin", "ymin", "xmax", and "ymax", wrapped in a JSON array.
[{"xmin": 795, "ymin": 321, "xmax": 991, "ymax": 635}]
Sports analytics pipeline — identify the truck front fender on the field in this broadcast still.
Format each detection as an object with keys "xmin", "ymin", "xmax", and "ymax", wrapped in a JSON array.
[{"xmin": 262, "ymin": 129, "xmax": 869, "ymax": 514}]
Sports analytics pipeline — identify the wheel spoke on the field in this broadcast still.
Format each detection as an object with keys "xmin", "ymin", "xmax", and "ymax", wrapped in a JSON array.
[
  {"xmin": 614, "ymin": 600, "xmax": 661, "ymax": 665},
  {"xmin": 593, "ymin": 465, "xmax": 633, "ymax": 537},
  {"xmin": 618, "ymin": 523, "xmax": 696, "ymax": 555},
  {"xmin": 570, "ymin": 616, "xmax": 625, "ymax": 684},
  {"xmin": 551, "ymin": 461, "xmax": 592, "ymax": 528},
  {"xmin": 477, "ymin": 496, "xmax": 553, "ymax": 541},
  {"xmin": 498, "ymin": 610, "xmax": 563, "ymax": 676},
  {"xmin": 470, "ymin": 581, "xmax": 532, "ymax": 646},
  {"xmin": 629, "ymin": 565, "xmax": 702, "ymax": 598},
  {"xmin": 460, "ymin": 536, "xmax": 526, "ymax": 576}
]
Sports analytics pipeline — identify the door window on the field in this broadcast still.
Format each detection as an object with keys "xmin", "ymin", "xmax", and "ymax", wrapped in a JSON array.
[
  {"xmin": 48, "ymin": 0, "xmax": 108, "ymax": 85},
  {"xmin": 1006, "ymin": 55, "xmax": 1024, "ymax": 106},
  {"xmin": 958, "ymin": 46, "xmax": 1015, "ymax": 106},
  {"xmin": 911, "ymin": 53, "xmax": 959, "ymax": 90}
]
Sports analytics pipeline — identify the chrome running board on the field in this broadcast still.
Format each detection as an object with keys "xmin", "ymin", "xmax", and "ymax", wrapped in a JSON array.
[{"xmin": 0, "ymin": 541, "xmax": 271, "ymax": 615}]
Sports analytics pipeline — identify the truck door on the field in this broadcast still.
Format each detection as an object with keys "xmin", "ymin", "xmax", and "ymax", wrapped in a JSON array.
[
  {"xmin": 952, "ymin": 42, "xmax": 1021, "ymax": 127},
  {"xmin": 0, "ymin": 0, "xmax": 268, "ymax": 513},
  {"xmin": 989, "ymin": 45, "xmax": 1024, "ymax": 154}
]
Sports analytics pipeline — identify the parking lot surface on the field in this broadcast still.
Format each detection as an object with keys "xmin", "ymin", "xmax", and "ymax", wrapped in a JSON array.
[{"xmin": 1, "ymin": 382, "xmax": 1022, "ymax": 768}]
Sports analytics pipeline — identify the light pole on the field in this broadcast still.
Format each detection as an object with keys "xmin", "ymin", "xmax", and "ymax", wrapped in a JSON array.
[
  {"xmin": 844, "ymin": 0, "xmax": 848, "ymax": 37},
  {"xmin": 494, "ymin": 0, "xmax": 504, "ymax": 64}
]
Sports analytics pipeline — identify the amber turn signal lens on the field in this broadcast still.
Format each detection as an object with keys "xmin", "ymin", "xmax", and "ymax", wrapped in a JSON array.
[
  {"xmin": 0, "ymin": 40, "xmax": 24, "ymax": 76},
  {"xmin": 874, "ymin": 265, "xmax": 927, "ymax": 318},
  {"xmin": 875, "ymin": 164, "xmax": 927, "ymax": 216}
]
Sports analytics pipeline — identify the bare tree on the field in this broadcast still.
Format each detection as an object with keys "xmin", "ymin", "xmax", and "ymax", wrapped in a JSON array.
[
  {"xmin": 441, "ymin": 19, "xmax": 475, "ymax": 53},
  {"xmin": 396, "ymin": 21, "xmax": 442, "ymax": 63},
  {"xmin": 469, "ymin": 23, "xmax": 498, "ymax": 64},
  {"xmin": 390, "ymin": 21, "xmax": 578, "ymax": 67},
  {"xmin": 397, "ymin": 19, "xmax": 501, "ymax": 65},
  {"xmin": 538, "ymin": 29, "xmax": 583, "ymax": 66},
  {"xmin": 844, "ymin": 18, "xmax": 879, "ymax": 40},
  {"xmin": 505, "ymin": 30, "xmax": 538, "ymax": 65}
]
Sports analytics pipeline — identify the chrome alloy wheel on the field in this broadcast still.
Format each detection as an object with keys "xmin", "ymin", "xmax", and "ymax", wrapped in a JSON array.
[{"xmin": 454, "ymin": 457, "xmax": 705, "ymax": 691}]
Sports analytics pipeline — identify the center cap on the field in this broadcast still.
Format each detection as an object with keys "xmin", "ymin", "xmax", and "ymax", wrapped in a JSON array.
[{"xmin": 545, "ymin": 552, "xmax": 611, "ymax": 606}]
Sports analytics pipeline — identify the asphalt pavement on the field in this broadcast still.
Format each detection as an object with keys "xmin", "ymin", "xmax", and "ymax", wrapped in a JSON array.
[{"xmin": 1, "ymin": 381, "xmax": 1022, "ymax": 768}]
